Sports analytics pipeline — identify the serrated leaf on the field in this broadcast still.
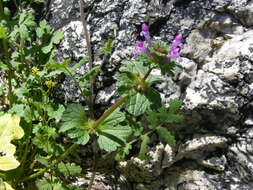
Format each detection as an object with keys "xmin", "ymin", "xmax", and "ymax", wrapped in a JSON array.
[
  {"xmin": 115, "ymin": 143, "xmax": 132, "ymax": 161},
  {"xmin": 168, "ymin": 99, "xmax": 183, "ymax": 113},
  {"xmin": 97, "ymin": 109, "xmax": 131, "ymax": 152},
  {"xmin": 125, "ymin": 92, "xmax": 151, "ymax": 116},
  {"xmin": 101, "ymin": 108, "xmax": 125, "ymax": 126},
  {"xmin": 19, "ymin": 24, "xmax": 29, "ymax": 40},
  {"xmin": 60, "ymin": 104, "xmax": 90, "ymax": 145},
  {"xmin": 47, "ymin": 105, "xmax": 65, "ymax": 120},
  {"xmin": 97, "ymin": 125, "xmax": 131, "ymax": 152},
  {"xmin": 138, "ymin": 135, "xmax": 150, "ymax": 160},
  {"xmin": 57, "ymin": 162, "xmax": 82, "ymax": 175},
  {"xmin": 60, "ymin": 104, "xmax": 87, "ymax": 132},
  {"xmin": 36, "ymin": 177, "xmax": 63, "ymax": 190},
  {"xmin": 156, "ymin": 127, "xmax": 176, "ymax": 147},
  {"xmin": 10, "ymin": 104, "xmax": 32, "ymax": 123},
  {"xmin": 146, "ymin": 111, "xmax": 158, "ymax": 127}
]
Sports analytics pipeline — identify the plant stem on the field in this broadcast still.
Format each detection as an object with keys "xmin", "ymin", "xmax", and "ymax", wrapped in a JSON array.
[
  {"xmin": 0, "ymin": 0, "xmax": 13, "ymax": 108},
  {"xmin": 92, "ymin": 96, "xmax": 128, "ymax": 129},
  {"xmin": 19, "ymin": 144, "xmax": 78, "ymax": 182},
  {"xmin": 143, "ymin": 67, "xmax": 154, "ymax": 82},
  {"xmin": 64, "ymin": 66, "xmax": 93, "ymax": 112},
  {"xmin": 88, "ymin": 137, "xmax": 99, "ymax": 190},
  {"xmin": 79, "ymin": 0, "xmax": 95, "ymax": 119},
  {"xmin": 128, "ymin": 126, "xmax": 161, "ymax": 145}
]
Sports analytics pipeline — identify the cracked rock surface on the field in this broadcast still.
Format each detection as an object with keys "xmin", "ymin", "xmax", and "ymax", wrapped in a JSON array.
[{"xmin": 48, "ymin": 0, "xmax": 253, "ymax": 189}]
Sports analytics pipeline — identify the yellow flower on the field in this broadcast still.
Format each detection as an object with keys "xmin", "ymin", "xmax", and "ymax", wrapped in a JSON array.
[
  {"xmin": 31, "ymin": 67, "xmax": 39, "ymax": 75},
  {"xmin": 45, "ymin": 80, "xmax": 57, "ymax": 88},
  {"xmin": 0, "ymin": 181, "xmax": 15, "ymax": 190},
  {"xmin": 0, "ymin": 114, "xmax": 24, "ymax": 140}
]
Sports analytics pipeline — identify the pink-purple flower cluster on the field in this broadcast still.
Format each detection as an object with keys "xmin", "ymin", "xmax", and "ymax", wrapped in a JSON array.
[
  {"xmin": 135, "ymin": 24, "xmax": 151, "ymax": 56},
  {"xmin": 170, "ymin": 34, "xmax": 184, "ymax": 61},
  {"xmin": 134, "ymin": 24, "xmax": 184, "ymax": 62}
]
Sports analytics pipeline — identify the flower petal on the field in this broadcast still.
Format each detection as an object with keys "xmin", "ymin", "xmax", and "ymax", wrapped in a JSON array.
[{"xmin": 0, "ymin": 155, "xmax": 20, "ymax": 171}]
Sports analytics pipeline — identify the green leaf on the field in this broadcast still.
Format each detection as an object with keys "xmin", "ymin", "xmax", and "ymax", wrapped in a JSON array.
[
  {"xmin": 79, "ymin": 65, "xmax": 101, "ymax": 81},
  {"xmin": 97, "ymin": 109, "xmax": 131, "ymax": 152},
  {"xmin": 0, "ymin": 26, "xmax": 7, "ymax": 39},
  {"xmin": 0, "ymin": 61, "xmax": 8, "ymax": 71},
  {"xmin": 146, "ymin": 111, "xmax": 158, "ymax": 127},
  {"xmin": 127, "ymin": 116, "xmax": 142, "ymax": 136},
  {"xmin": 35, "ymin": 155, "xmax": 51, "ymax": 166},
  {"xmin": 101, "ymin": 108, "xmax": 126, "ymax": 126},
  {"xmin": 47, "ymin": 59, "xmax": 71, "ymax": 74},
  {"xmin": 10, "ymin": 104, "xmax": 33, "ymax": 122},
  {"xmin": 36, "ymin": 177, "xmax": 63, "ymax": 190},
  {"xmin": 138, "ymin": 135, "xmax": 150, "ymax": 160},
  {"xmin": 13, "ymin": 84, "xmax": 29, "ymax": 98},
  {"xmin": 33, "ymin": 124, "xmax": 64, "ymax": 155},
  {"xmin": 10, "ymin": 61, "xmax": 22, "ymax": 68},
  {"xmin": 144, "ymin": 86, "xmax": 162, "ymax": 110},
  {"xmin": 47, "ymin": 105, "xmax": 65, "ymax": 120},
  {"xmin": 19, "ymin": 24, "xmax": 29, "ymax": 40},
  {"xmin": 69, "ymin": 57, "xmax": 89, "ymax": 74},
  {"xmin": 125, "ymin": 92, "xmax": 151, "ymax": 116},
  {"xmin": 60, "ymin": 104, "xmax": 90, "ymax": 145},
  {"xmin": 168, "ymin": 99, "xmax": 183, "ymax": 113},
  {"xmin": 156, "ymin": 127, "xmax": 176, "ymax": 147},
  {"xmin": 52, "ymin": 30, "xmax": 64, "ymax": 45},
  {"xmin": 115, "ymin": 143, "xmax": 132, "ymax": 161},
  {"xmin": 57, "ymin": 162, "xmax": 82, "ymax": 176},
  {"xmin": 97, "ymin": 125, "xmax": 131, "ymax": 152},
  {"xmin": 103, "ymin": 39, "xmax": 114, "ymax": 56},
  {"xmin": 42, "ymin": 43, "xmax": 53, "ymax": 54}
]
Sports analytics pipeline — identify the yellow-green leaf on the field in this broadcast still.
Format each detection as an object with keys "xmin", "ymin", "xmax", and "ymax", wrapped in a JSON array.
[
  {"xmin": 0, "ymin": 181, "xmax": 15, "ymax": 190},
  {"xmin": 0, "ymin": 140, "xmax": 20, "ymax": 171},
  {"xmin": 0, "ymin": 114, "xmax": 24, "ymax": 141}
]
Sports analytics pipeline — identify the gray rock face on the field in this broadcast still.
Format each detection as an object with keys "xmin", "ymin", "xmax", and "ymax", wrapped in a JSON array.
[{"xmin": 48, "ymin": 0, "xmax": 253, "ymax": 189}]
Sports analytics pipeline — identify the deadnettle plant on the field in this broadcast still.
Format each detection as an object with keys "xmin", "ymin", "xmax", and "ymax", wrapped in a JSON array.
[{"xmin": 134, "ymin": 24, "xmax": 184, "ymax": 75}]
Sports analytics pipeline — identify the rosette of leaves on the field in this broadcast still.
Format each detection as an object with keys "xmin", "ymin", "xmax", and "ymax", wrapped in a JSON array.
[
  {"xmin": 116, "ymin": 60, "xmax": 162, "ymax": 116},
  {"xmin": 60, "ymin": 105, "xmax": 132, "ymax": 152}
]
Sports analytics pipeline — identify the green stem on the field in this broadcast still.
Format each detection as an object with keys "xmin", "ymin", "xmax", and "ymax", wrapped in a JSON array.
[
  {"xmin": 128, "ymin": 126, "xmax": 161, "ymax": 145},
  {"xmin": 91, "ymin": 96, "xmax": 128, "ymax": 129},
  {"xmin": 19, "ymin": 144, "xmax": 78, "ymax": 182},
  {"xmin": 79, "ymin": 0, "xmax": 95, "ymax": 119},
  {"xmin": 143, "ymin": 67, "xmax": 154, "ymax": 82},
  {"xmin": 88, "ymin": 137, "xmax": 99, "ymax": 190},
  {"xmin": 0, "ymin": 0, "xmax": 13, "ymax": 107},
  {"xmin": 64, "ymin": 66, "xmax": 93, "ymax": 112}
]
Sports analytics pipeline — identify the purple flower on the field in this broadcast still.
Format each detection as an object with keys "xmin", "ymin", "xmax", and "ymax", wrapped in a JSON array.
[
  {"xmin": 140, "ymin": 24, "xmax": 152, "ymax": 47},
  {"xmin": 169, "ymin": 34, "xmax": 184, "ymax": 61},
  {"xmin": 134, "ymin": 40, "xmax": 150, "ymax": 56},
  {"xmin": 141, "ymin": 23, "xmax": 149, "ymax": 32}
]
